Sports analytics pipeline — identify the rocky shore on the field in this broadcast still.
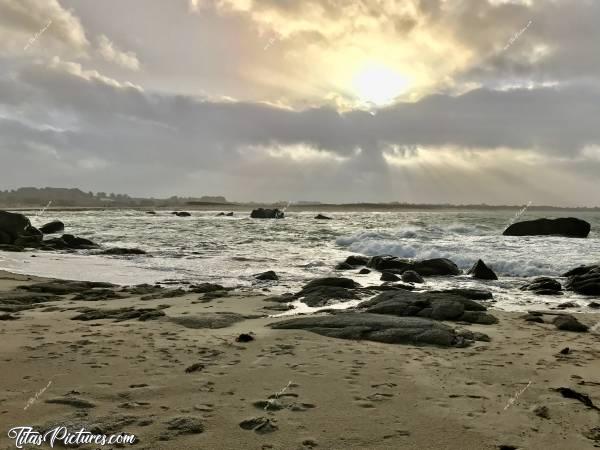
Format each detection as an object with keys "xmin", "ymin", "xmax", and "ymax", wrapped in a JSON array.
[{"xmin": 1, "ymin": 268, "xmax": 599, "ymax": 449}]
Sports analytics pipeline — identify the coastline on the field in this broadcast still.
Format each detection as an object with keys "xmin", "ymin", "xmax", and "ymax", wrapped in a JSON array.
[{"xmin": 1, "ymin": 270, "xmax": 599, "ymax": 449}]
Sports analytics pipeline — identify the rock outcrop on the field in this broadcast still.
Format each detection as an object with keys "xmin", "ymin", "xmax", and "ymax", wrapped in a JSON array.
[
  {"xmin": 563, "ymin": 265, "xmax": 600, "ymax": 296},
  {"xmin": 467, "ymin": 259, "xmax": 498, "ymax": 280},
  {"xmin": 250, "ymin": 208, "xmax": 284, "ymax": 219},
  {"xmin": 503, "ymin": 218, "xmax": 590, "ymax": 238},
  {"xmin": 367, "ymin": 255, "xmax": 461, "ymax": 276}
]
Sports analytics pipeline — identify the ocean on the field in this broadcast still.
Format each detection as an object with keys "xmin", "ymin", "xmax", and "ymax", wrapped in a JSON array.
[{"xmin": 1, "ymin": 208, "xmax": 599, "ymax": 312}]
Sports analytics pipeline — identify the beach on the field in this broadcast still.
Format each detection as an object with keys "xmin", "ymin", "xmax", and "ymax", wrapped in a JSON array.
[{"xmin": 1, "ymin": 270, "xmax": 599, "ymax": 450}]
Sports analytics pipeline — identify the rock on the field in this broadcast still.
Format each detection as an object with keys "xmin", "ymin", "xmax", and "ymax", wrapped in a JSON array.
[
  {"xmin": 302, "ymin": 277, "xmax": 360, "ymax": 290},
  {"xmin": 552, "ymin": 314, "xmax": 588, "ymax": 332},
  {"xmin": 270, "ymin": 313, "xmax": 477, "ymax": 347},
  {"xmin": 39, "ymin": 220, "xmax": 65, "ymax": 234},
  {"xmin": 216, "ymin": 212, "xmax": 234, "ymax": 216},
  {"xmin": 552, "ymin": 387, "xmax": 600, "ymax": 411},
  {"xmin": 45, "ymin": 396, "xmax": 96, "ymax": 409},
  {"xmin": 254, "ymin": 270, "xmax": 278, "ymax": 281},
  {"xmin": 100, "ymin": 247, "xmax": 147, "ymax": 255},
  {"xmin": 520, "ymin": 277, "xmax": 562, "ymax": 295},
  {"xmin": 297, "ymin": 286, "xmax": 359, "ymax": 307},
  {"xmin": 564, "ymin": 265, "xmax": 600, "ymax": 296},
  {"xmin": 559, "ymin": 347, "xmax": 570, "ymax": 355},
  {"xmin": 250, "ymin": 208, "xmax": 284, "ymax": 219},
  {"xmin": 401, "ymin": 270, "xmax": 424, "ymax": 284},
  {"xmin": 239, "ymin": 417, "xmax": 278, "ymax": 434},
  {"xmin": 172, "ymin": 211, "xmax": 191, "ymax": 217},
  {"xmin": 358, "ymin": 268, "xmax": 371, "ymax": 274},
  {"xmin": 0, "ymin": 230, "xmax": 11, "ymax": 244},
  {"xmin": 335, "ymin": 262, "xmax": 354, "ymax": 270},
  {"xmin": 314, "ymin": 214, "xmax": 332, "ymax": 220},
  {"xmin": 522, "ymin": 314, "xmax": 545, "ymax": 323},
  {"xmin": 380, "ymin": 271, "xmax": 401, "ymax": 282},
  {"xmin": 503, "ymin": 217, "xmax": 591, "ymax": 238},
  {"xmin": 146, "ymin": 211, "xmax": 157, "ymax": 215},
  {"xmin": 236, "ymin": 333, "xmax": 254, "ymax": 342},
  {"xmin": 358, "ymin": 290, "xmax": 497, "ymax": 325},
  {"xmin": 0, "ymin": 313, "xmax": 18, "ymax": 320},
  {"xmin": 344, "ymin": 255, "xmax": 370, "ymax": 266},
  {"xmin": 13, "ymin": 234, "xmax": 42, "ymax": 248},
  {"xmin": 169, "ymin": 312, "xmax": 248, "ymax": 329},
  {"xmin": 0, "ymin": 291, "xmax": 60, "ymax": 312},
  {"xmin": 412, "ymin": 258, "xmax": 461, "ymax": 276},
  {"xmin": 72, "ymin": 307, "xmax": 165, "ymax": 322},
  {"xmin": 589, "ymin": 302, "xmax": 600, "ymax": 309},
  {"xmin": 185, "ymin": 363, "xmax": 204, "ymax": 373},
  {"xmin": 0, "ymin": 210, "xmax": 37, "ymax": 242},
  {"xmin": 0, "ymin": 244, "xmax": 25, "ymax": 252},
  {"xmin": 189, "ymin": 283, "xmax": 229, "ymax": 293},
  {"xmin": 19, "ymin": 280, "xmax": 115, "ymax": 295},
  {"xmin": 430, "ymin": 289, "xmax": 494, "ymax": 300},
  {"xmin": 367, "ymin": 255, "xmax": 412, "ymax": 271},
  {"xmin": 467, "ymin": 259, "xmax": 498, "ymax": 280},
  {"xmin": 60, "ymin": 234, "xmax": 99, "ymax": 249},
  {"xmin": 557, "ymin": 302, "xmax": 576, "ymax": 309}
]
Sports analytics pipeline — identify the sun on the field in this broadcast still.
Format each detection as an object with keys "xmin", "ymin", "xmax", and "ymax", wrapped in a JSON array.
[{"xmin": 352, "ymin": 64, "xmax": 411, "ymax": 106}]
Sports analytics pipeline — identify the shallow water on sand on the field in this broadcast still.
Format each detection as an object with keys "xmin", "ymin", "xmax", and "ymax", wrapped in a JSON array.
[{"xmin": 1, "ymin": 208, "xmax": 599, "ymax": 311}]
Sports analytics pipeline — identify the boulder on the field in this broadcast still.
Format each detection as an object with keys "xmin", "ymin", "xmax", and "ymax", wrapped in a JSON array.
[
  {"xmin": 314, "ymin": 214, "xmax": 333, "ymax": 220},
  {"xmin": 0, "ymin": 230, "xmax": 11, "ymax": 245},
  {"xmin": 39, "ymin": 220, "xmax": 65, "ymax": 235},
  {"xmin": 467, "ymin": 259, "xmax": 498, "ymax": 280},
  {"xmin": 358, "ymin": 268, "xmax": 371, "ymax": 274},
  {"xmin": 564, "ymin": 265, "xmax": 600, "ymax": 296},
  {"xmin": 401, "ymin": 270, "xmax": 424, "ymax": 284},
  {"xmin": 301, "ymin": 277, "xmax": 360, "ymax": 290},
  {"xmin": 335, "ymin": 262, "xmax": 354, "ymax": 270},
  {"xmin": 254, "ymin": 270, "xmax": 278, "ymax": 281},
  {"xmin": 412, "ymin": 258, "xmax": 461, "ymax": 276},
  {"xmin": 380, "ymin": 271, "xmax": 401, "ymax": 282},
  {"xmin": 60, "ymin": 234, "xmax": 99, "ymax": 249},
  {"xmin": 503, "ymin": 218, "xmax": 590, "ymax": 238},
  {"xmin": 0, "ymin": 210, "xmax": 32, "ymax": 242},
  {"xmin": 357, "ymin": 290, "xmax": 496, "ymax": 325},
  {"xmin": 367, "ymin": 255, "xmax": 412, "ymax": 271},
  {"xmin": 552, "ymin": 314, "xmax": 589, "ymax": 332},
  {"xmin": 250, "ymin": 208, "xmax": 284, "ymax": 219},
  {"xmin": 344, "ymin": 255, "xmax": 370, "ymax": 266},
  {"xmin": 295, "ymin": 277, "xmax": 360, "ymax": 307},
  {"xmin": 520, "ymin": 277, "xmax": 563, "ymax": 295},
  {"xmin": 270, "ymin": 313, "xmax": 480, "ymax": 347}
]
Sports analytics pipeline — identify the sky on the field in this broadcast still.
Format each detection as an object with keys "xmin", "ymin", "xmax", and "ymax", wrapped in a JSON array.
[{"xmin": 0, "ymin": 0, "xmax": 599, "ymax": 206}]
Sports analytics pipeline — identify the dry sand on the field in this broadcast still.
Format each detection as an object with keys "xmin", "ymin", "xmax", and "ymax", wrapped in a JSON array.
[{"xmin": 1, "ymin": 270, "xmax": 599, "ymax": 450}]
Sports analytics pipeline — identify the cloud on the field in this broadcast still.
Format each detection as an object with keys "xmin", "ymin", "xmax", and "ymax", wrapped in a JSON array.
[
  {"xmin": 0, "ymin": 57, "xmax": 599, "ymax": 204},
  {"xmin": 96, "ymin": 34, "xmax": 140, "ymax": 70}
]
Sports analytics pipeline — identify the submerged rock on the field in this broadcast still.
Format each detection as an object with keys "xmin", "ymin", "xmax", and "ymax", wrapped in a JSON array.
[
  {"xmin": 344, "ymin": 255, "xmax": 370, "ymax": 266},
  {"xmin": 39, "ymin": 220, "xmax": 65, "ymax": 235},
  {"xmin": 520, "ymin": 277, "xmax": 563, "ymax": 295},
  {"xmin": 254, "ymin": 270, "xmax": 279, "ymax": 281},
  {"xmin": 467, "ymin": 259, "xmax": 498, "ymax": 280},
  {"xmin": 503, "ymin": 217, "xmax": 590, "ymax": 238},
  {"xmin": 100, "ymin": 247, "xmax": 147, "ymax": 255},
  {"xmin": 271, "ymin": 313, "xmax": 482, "ymax": 347},
  {"xmin": 250, "ymin": 208, "xmax": 284, "ymax": 219},
  {"xmin": 173, "ymin": 211, "xmax": 192, "ymax": 217},
  {"xmin": 314, "ymin": 214, "xmax": 333, "ymax": 220}
]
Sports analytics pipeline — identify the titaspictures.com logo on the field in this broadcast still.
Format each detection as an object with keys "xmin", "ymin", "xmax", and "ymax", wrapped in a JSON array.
[{"xmin": 7, "ymin": 426, "xmax": 136, "ymax": 448}]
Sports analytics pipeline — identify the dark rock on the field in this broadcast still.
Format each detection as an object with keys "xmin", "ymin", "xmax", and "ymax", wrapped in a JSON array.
[
  {"xmin": 298, "ymin": 286, "xmax": 359, "ymax": 307},
  {"xmin": 358, "ymin": 268, "xmax": 371, "ymax": 274},
  {"xmin": 216, "ymin": 212, "xmax": 234, "ymax": 217},
  {"xmin": 189, "ymin": 283, "xmax": 228, "ymax": 293},
  {"xmin": 45, "ymin": 397, "xmax": 96, "ymax": 409},
  {"xmin": 522, "ymin": 314, "xmax": 545, "ymax": 323},
  {"xmin": 589, "ymin": 302, "xmax": 600, "ymax": 309},
  {"xmin": 0, "ymin": 230, "xmax": 11, "ymax": 244},
  {"xmin": 0, "ymin": 313, "xmax": 18, "ymax": 320},
  {"xmin": 61, "ymin": 234, "xmax": 99, "ymax": 249},
  {"xmin": 564, "ymin": 265, "xmax": 600, "ymax": 296},
  {"xmin": 140, "ymin": 288, "xmax": 186, "ymax": 300},
  {"xmin": 358, "ymin": 290, "xmax": 496, "ymax": 324},
  {"xmin": 520, "ymin": 277, "xmax": 562, "ymax": 295},
  {"xmin": 254, "ymin": 270, "xmax": 279, "ymax": 281},
  {"xmin": 552, "ymin": 314, "xmax": 588, "ymax": 332},
  {"xmin": 185, "ymin": 363, "xmax": 204, "ymax": 373},
  {"xmin": 380, "ymin": 271, "xmax": 401, "ymax": 282},
  {"xmin": 173, "ymin": 211, "xmax": 192, "ymax": 217},
  {"xmin": 146, "ymin": 211, "xmax": 157, "ymax": 215},
  {"xmin": 100, "ymin": 247, "xmax": 146, "ymax": 255},
  {"xmin": 0, "ymin": 210, "xmax": 35, "ymax": 242},
  {"xmin": 236, "ymin": 333, "xmax": 254, "ymax": 342},
  {"xmin": 239, "ymin": 417, "xmax": 278, "ymax": 434},
  {"xmin": 467, "ymin": 259, "xmax": 498, "ymax": 280},
  {"xmin": 0, "ymin": 291, "xmax": 60, "ymax": 312},
  {"xmin": 557, "ymin": 302, "xmax": 576, "ymax": 309},
  {"xmin": 73, "ymin": 289, "xmax": 126, "ymax": 301},
  {"xmin": 368, "ymin": 255, "xmax": 412, "ymax": 271},
  {"xmin": 39, "ymin": 220, "xmax": 65, "ymax": 234},
  {"xmin": 430, "ymin": 289, "xmax": 493, "ymax": 300},
  {"xmin": 344, "ymin": 255, "xmax": 370, "ymax": 266},
  {"xmin": 19, "ymin": 280, "xmax": 115, "ymax": 295},
  {"xmin": 503, "ymin": 217, "xmax": 591, "ymax": 238},
  {"xmin": 270, "ymin": 313, "xmax": 477, "ymax": 347},
  {"xmin": 401, "ymin": 270, "xmax": 424, "ymax": 284},
  {"xmin": 552, "ymin": 387, "xmax": 599, "ymax": 411},
  {"xmin": 72, "ymin": 307, "xmax": 165, "ymax": 322},
  {"xmin": 169, "ymin": 312, "xmax": 248, "ymax": 329},
  {"xmin": 335, "ymin": 262, "xmax": 354, "ymax": 270},
  {"xmin": 14, "ymin": 234, "xmax": 43, "ymax": 248},
  {"xmin": 226, "ymin": 212, "xmax": 234, "ymax": 216},
  {"xmin": 301, "ymin": 277, "xmax": 360, "ymax": 290},
  {"xmin": 412, "ymin": 258, "xmax": 461, "ymax": 276},
  {"xmin": 314, "ymin": 214, "xmax": 332, "ymax": 220},
  {"xmin": 532, "ymin": 405, "xmax": 550, "ymax": 419},
  {"xmin": 0, "ymin": 244, "xmax": 25, "ymax": 252},
  {"xmin": 250, "ymin": 208, "xmax": 284, "ymax": 219},
  {"xmin": 559, "ymin": 347, "xmax": 570, "ymax": 355}
]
